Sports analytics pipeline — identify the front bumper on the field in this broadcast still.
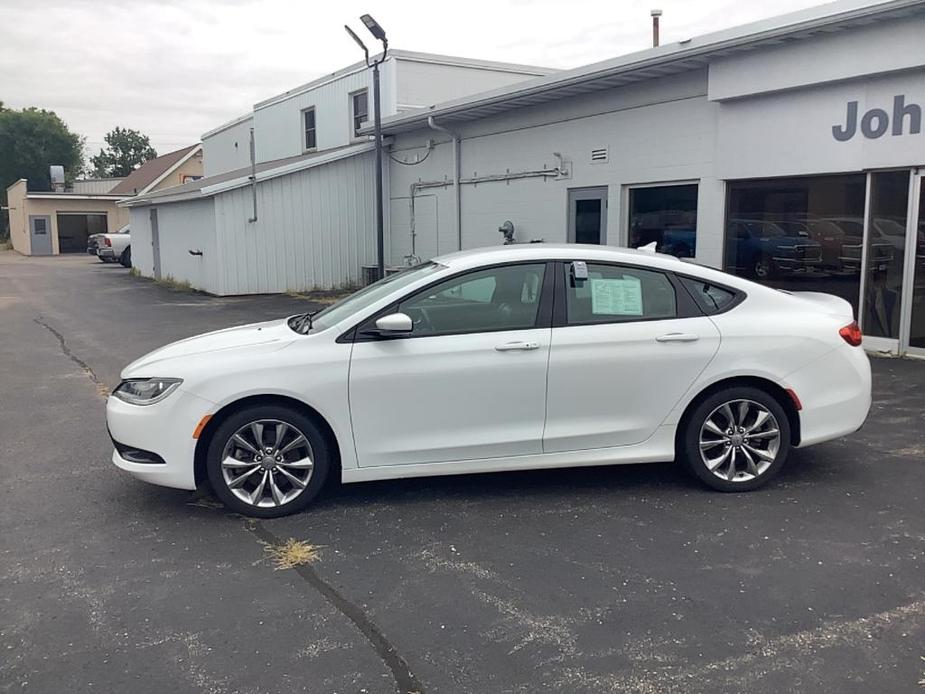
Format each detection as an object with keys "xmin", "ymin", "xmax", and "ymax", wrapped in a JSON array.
[{"xmin": 106, "ymin": 388, "xmax": 215, "ymax": 490}]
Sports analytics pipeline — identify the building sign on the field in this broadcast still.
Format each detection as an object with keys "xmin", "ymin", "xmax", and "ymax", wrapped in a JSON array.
[{"xmin": 832, "ymin": 95, "xmax": 922, "ymax": 141}]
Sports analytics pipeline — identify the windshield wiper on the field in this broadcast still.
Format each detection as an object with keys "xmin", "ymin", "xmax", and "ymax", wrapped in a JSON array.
[{"xmin": 288, "ymin": 311, "xmax": 317, "ymax": 335}]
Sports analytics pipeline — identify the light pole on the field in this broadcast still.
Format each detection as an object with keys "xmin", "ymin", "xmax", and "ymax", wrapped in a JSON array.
[{"xmin": 345, "ymin": 15, "xmax": 388, "ymax": 280}]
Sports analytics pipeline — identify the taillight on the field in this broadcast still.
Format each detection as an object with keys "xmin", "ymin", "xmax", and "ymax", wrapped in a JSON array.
[
  {"xmin": 839, "ymin": 321, "xmax": 862, "ymax": 346},
  {"xmin": 103, "ymin": 238, "xmax": 112, "ymax": 247}
]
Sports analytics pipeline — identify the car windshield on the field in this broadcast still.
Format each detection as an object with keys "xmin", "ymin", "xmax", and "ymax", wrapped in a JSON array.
[{"xmin": 288, "ymin": 262, "xmax": 444, "ymax": 334}]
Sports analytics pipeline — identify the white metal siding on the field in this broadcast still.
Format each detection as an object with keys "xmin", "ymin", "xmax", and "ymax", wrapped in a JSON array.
[
  {"xmin": 151, "ymin": 200, "xmax": 219, "ymax": 292},
  {"xmin": 129, "ymin": 207, "xmax": 153, "ymax": 276},
  {"xmin": 213, "ymin": 151, "xmax": 377, "ymax": 294},
  {"xmin": 394, "ymin": 58, "xmax": 547, "ymax": 109},
  {"xmin": 253, "ymin": 69, "xmax": 393, "ymax": 163},
  {"xmin": 72, "ymin": 179, "xmax": 122, "ymax": 194},
  {"xmin": 202, "ymin": 116, "xmax": 254, "ymax": 176},
  {"xmin": 387, "ymin": 71, "xmax": 727, "ymax": 267}
]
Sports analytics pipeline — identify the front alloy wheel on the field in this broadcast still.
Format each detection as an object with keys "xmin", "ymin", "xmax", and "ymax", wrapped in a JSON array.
[
  {"xmin": 681, "ymin": 387, "xmax": 791, "ymax": 492},
  {"xmin": 221, "ymin": 419, "xmax": 314, "ymax": 508},
  {"xmin": 206, "ymin": 406, "xmax": 330, "ymax": 517}
]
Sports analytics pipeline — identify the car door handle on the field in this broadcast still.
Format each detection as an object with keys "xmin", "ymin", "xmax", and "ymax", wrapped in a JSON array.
[
  {"xmin": 656, "ymin": 333, "xmax": 700, "ymax": 343},
  {"xmin": 495, "ymin": 341, "xmax": 539, "ymax": 351}
]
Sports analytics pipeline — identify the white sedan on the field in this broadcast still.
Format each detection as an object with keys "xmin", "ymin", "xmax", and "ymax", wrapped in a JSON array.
[{"xmin": 106, "ymin": 245, "xmax": 871, "ymax": 517}]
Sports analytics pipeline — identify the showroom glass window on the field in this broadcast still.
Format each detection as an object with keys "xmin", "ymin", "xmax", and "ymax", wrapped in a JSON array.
[
  {"xmin": 862, "ymin": 170, "xmax": 910, "ymax": 339},
  {"xmin": 628, "ymin": 184, "xmax": 698, "ymax": 258},
  {"xmin": 398, "ymin": 263, "xmax": 546, "ymax": 336},
  {"xmin": 724, "ymin": 174, "xmax": 866, "ymax": 318}
]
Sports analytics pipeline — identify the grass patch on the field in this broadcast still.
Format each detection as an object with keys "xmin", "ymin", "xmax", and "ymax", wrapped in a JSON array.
[
  {"xmin": 154, "ymin": 274, "xmax": 196, "ymax": 292},
  {"xmin": 0, "ymin": 239, "xmax": 12, "ymax": 251},
  {"xmin": 285, "ymin": 286, "xmax": 359, "ymax": 305},
  {"xmin": 261, "ymin": 538, "xmax": 322, "ymax": 570},
  {"xmin": 128, "ymin": 267, "xmax": 140, "ymax": 277}
]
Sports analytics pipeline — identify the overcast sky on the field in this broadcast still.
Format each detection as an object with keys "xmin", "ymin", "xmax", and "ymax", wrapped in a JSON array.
[{"xmin": 1, "ymin": 0, "xmax": 831, "ymax": 161}]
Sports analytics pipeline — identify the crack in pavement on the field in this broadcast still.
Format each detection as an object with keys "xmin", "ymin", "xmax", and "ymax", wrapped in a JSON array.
[
  {"xmin": 34, "ymin": 316, "xmax": 110, "ymax": 398},
  {"xmin": 246, "ymin": 521, "xmax": 424, "ymax": 694}
]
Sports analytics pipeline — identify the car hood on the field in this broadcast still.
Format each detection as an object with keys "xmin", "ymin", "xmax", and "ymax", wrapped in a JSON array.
[{"xmin": 122, "ymin": 318, "xmax": 297, "ymax": 377}]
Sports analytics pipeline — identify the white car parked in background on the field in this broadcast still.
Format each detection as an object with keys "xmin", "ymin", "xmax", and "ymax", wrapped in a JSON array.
[
  {"xmin": 106, "ymin": 245, "xmax": 871, "ymax": 517},
  {"xmin": 89, "ymin": 224, "xmax": 131, "ymax": 267}
]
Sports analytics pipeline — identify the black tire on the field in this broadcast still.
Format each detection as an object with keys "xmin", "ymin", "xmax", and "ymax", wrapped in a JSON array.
[
  {"xmin": 120, "ymin": 246, "xmax": 132, "ymax": 268},
  {"xmin": 679, "ymin": 386, "xmax": 791, "ymax": 492},
  {"xmin": 206, "ymin": 405, "xmax": 331, "ymax": 517}
]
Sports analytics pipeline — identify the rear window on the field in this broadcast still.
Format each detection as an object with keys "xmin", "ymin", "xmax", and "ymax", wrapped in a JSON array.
[{"xmin": 680, "ymin": 277, "xmax": 739, "ymax": 314}]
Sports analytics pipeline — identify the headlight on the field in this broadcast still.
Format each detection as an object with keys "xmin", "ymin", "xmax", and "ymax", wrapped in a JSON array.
[{"xmin": 112, "ymin": 378, "xmax": 183, "ymax": 406}]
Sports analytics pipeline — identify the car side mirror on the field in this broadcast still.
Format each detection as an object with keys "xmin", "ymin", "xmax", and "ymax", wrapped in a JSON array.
[{"xmin": 374, "ymin": 312, "xmax": 413, "ymax": 335}]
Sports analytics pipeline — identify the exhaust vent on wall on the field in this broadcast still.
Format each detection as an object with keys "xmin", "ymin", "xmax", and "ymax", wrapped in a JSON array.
[{"xmin": 590, "ymin": 147, "xmax": 609, "ymax": 164}]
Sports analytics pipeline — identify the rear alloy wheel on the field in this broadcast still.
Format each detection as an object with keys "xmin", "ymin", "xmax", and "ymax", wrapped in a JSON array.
[
  {"xmin": 206, "ymin": 406, "xmax": 330, "ymax": 517},
  {"xmin": 681, "ymin": 387, "xmax": 791, "ymax": 492}
]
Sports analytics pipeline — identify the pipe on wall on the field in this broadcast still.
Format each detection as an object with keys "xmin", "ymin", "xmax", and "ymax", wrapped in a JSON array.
[
  {"xmin": 247, "ymin": 127, "xmax": 257, "ymax": 223},
  {"xmin": 426, "ymin": 116, "xmax": 461, "ymax": 250},
  {"xmin": 406, "ymin": 165, "xmax": 561, "ymax": 258}
]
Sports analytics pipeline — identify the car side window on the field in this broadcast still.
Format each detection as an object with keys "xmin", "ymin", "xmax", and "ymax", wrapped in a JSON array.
[
  {"xmin": 564, "ymin": 263, "xmax": 677, "ymax": 325},
  {"xmin": 679, "ymin": 277, "xmax": 738, "ymax": 313},
  {"xmin": 398, "ymin": 263, "xmax": 546, "ymax": 337}
]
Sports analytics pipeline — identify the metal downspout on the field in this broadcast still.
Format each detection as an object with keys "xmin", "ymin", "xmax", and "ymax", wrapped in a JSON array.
[{"xmin": 427, "ymin": 116, "xmax": 461, "ymax": 250}]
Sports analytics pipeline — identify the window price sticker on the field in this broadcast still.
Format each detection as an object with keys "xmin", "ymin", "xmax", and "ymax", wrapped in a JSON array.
[{"xmin": 590, "ymin": 278, "xmax": 643, "ymax": 316}]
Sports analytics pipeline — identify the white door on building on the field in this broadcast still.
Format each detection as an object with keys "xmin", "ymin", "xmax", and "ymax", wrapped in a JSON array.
[
  {"xmin": 568, "ymin": 187, "xmax": 608, "ymax": 245},
  {"xmin": 348, "ymin": 262, "xmax": 552, "ymax": 467},
  {"xmin": 29, "ymin": 216, "xmax": 53, "ymax": 256}
]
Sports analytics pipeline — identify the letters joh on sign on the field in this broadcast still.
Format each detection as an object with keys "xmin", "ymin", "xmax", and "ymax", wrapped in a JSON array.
[{"xmin": 833, "ymin": 95, "xmax": 922, "ymax": 141}]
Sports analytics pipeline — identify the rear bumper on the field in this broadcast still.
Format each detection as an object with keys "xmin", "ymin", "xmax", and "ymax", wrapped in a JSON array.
[
  {"xmin": 97, "ymin": 248, "xmax": 116, "ymax": 258},
  {"xmin": 788, "ymin": 344, "xmax": 871, "ymax": 448}
]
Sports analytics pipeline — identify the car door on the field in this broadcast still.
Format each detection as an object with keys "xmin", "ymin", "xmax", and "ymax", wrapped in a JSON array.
[
  {"xmin": 348, "ymin": 262, "xmax": 553, "ymax": 467},
  {"xmin": 543, "ymin": 261, "xmax": 720, "ymax": 453}
]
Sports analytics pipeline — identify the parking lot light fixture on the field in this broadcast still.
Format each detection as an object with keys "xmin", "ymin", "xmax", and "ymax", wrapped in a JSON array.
[
  {"xmin": 345, "ymin": 15, "xmax": 388, "ymax": 280},
  {"xmin": 360, "ymin": 14, "xmax": 386, "ymax": 42}
]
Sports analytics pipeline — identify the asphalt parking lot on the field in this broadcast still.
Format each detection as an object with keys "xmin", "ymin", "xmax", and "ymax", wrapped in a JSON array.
[{"xmin": 1, "ymin": 251, "xmax": 923, "ymax": 694}]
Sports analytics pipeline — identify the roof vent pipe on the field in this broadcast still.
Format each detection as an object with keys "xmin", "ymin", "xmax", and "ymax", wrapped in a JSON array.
[{"xmin": 651, "ymin": 9, "xmax": 662, "ymax": 48}]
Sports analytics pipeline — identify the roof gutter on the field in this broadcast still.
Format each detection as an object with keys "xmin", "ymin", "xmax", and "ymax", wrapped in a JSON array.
[{"xmin": 427, "ymin": 116, "xmax": 462, "ymax": 250}]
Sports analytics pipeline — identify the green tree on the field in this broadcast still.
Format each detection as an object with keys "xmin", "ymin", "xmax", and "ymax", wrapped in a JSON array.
[
  {"xmin": 90, "ymin": 127, "xmax": 157, "ymax": 177},
  {"xmin": 0, "ymin": 105, "xmax": 84, "ymax": 205}
]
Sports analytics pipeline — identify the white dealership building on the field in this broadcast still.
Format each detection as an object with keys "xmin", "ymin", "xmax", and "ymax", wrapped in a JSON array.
[{"xmin": 122, "ymin": 0, "xmax": 925, "ymax": 356}]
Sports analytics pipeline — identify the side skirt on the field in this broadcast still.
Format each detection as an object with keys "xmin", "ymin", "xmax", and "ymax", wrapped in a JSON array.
[{"xmin": 341, "ymin": 425, "xmax": 676, "ymax": 484}]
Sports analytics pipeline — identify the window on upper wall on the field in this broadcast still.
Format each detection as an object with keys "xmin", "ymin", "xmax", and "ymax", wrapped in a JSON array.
[
  {"xmin": 303, "ymin": 108, "xmax": 317, "ymax": 150},
  {"xmin": 351, "ymin": 90, "xmax": 369, "ymax": 138}
]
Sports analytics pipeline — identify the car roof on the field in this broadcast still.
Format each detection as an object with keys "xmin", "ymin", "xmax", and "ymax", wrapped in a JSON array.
[
  {"xmin": 435, "ymin": 244, "xmax": 697, "ymax": 273},
  {"xmin": 431, "ymin": 243, "xmax": 766, "ymax": 294}
]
